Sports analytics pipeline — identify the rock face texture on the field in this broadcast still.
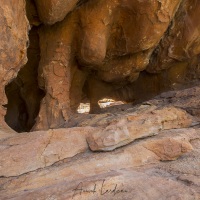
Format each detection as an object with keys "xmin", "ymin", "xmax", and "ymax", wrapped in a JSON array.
[
  {"xmin": 0, "ymin": 0, "xmax": 29, "ymax": 129},
  {"xmin": 0, "ymin": 86, "xmax": 200, "ymax": 199},
  {"xmin": 1, "ymin": 0, "xmax": 199, "ymax": 131},
  {"xmin": 147, "ymin": 0, "xmax": 200, "ymax": 73},
  {"xmin": 0, "ymin": 1, "xmax": 200, "ymax": 199},
  {"xmin": 34, "ymin": 0, "xmax": 79, "ymax": 25},
  {"xmin": 87, "ymin": 106, "xmax": 192, "ymax": 151},
  {"xmin": 0, "ymin": 127, "xmax": 93, "ymax": 177},
  {"xmin": 5, "ymin": 27, "xmax": 44, "ymax": 132},
  {"xmin": 28, "ymin": 0, "xmax": 199, "ymax": 130}
]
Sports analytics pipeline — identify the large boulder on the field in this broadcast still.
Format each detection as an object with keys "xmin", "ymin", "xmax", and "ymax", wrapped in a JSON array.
[{"xmin": 87, "ymin": 106, "xmax": 192, "ymax": 151}]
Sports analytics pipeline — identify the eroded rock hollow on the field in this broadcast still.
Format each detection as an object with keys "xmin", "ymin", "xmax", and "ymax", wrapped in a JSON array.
[
  {"xmin": 1, "ymin": 0, "xmax": 199, "ymax": 132},
  {"xmin": 5, "ymin": 27, "xmax": 45, "ymax": 132},
  {"xmin": 0, "ymin": 1, "xmax": 200, "ymax": 199}
]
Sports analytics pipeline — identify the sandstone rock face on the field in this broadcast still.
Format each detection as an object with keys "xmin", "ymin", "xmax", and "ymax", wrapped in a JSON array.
[
  {"xmin": 1, "ymin": 86, "xmax": 200, "ymax": 199},
  {"xmin": 33, "ymin": 14, "xmax": 81, "ymax": 131},
  {"xmin": 0, "ymin": 127, "xmax": 93, "ymax": 177},
  {"xmin": 87, "ymin": 106, "xmax": 192, "ymax": 151},
  {"xmin": 34, "ymin": 0, "xmax": 79, "ymax": 24},
  {"xmin": 0, "ymin": 0, "xmax": 29, "ymax": 129},
  {"xmin": 34, "ymin": 0, "xmax": 185, "ymax": 130},
  {"xmin": 0, "ymin": 117, "xmax": 199, "ymax": 199},
  {"xmin": 5, "ymin": 27, "xmax": 44, "ymax": 132},
  {"xmin": 147, "ymin": 0, "xmax": 200, "ymax": 73},
  {"xmin": 0, "ymin": 1, "xmax": 200, "ymax": 199},
  {"xmin": 1, "ymin": 0, "xmax": 200, "ymax": 131}
]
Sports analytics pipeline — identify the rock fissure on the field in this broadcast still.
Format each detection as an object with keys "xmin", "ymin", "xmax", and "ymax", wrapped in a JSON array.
[{"xmin": 40, "ymin": 130, "xmax": 54, "ymax": 166}]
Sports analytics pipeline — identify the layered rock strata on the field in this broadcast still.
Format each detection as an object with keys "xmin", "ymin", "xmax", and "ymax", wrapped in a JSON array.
[{"xmin": 0, "ymin": 86, "xmax": 200, "ymax": 199}]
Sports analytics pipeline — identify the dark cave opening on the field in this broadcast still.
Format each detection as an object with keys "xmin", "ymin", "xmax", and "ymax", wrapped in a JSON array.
[
  {"xmin": 4, "ymin": 80, "xmax": 44, "ymax": 133},
  {"xmin": 4, "ymin": 27, "xmax": 45, "ymax": 133},
  {"xmin": 4, "ymin": 81, "xmax": 29, "ymax": 132}
]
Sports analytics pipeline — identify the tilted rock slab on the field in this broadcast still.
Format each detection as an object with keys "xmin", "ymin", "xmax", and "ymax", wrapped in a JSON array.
[
  {"xmin": 0, "ymin": 128, "xmax": 197, "ymax": 199},
  {"xmin": 87, "ymin": 106, "xmax": 192, "ymax": 151},
  {"xmin": 0, "ymin": 127, "xmax": 95, "ymax": 177},
  {"xmin": 0, "ymin": 106, "xmax": 194, "ymax": 178},
  {"xmin": 0, "ymin": 128, "xmax": 17, "ymax": 140}
]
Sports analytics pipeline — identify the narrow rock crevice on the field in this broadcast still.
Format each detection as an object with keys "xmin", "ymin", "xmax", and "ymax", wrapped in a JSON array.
[{"xmin": 4, "ymin": 27, "xmax": 45, "ymax": 133}]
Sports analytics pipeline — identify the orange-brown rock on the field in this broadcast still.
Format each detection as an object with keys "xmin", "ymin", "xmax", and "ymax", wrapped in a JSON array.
[
  {"xmin": 34, "ymin": 0, "xmax": 183, "ymax": 130},
  {"xmin": 0, "ymin": 0, "xmax": 29, "ymax": 129},
  {"xmin": 34, "ymin": 0, "xmax": 79, "ymax": 24},
  {"xmin": 76, "ymin": 0, "xmax": 182, "ymax": 83},
  {"xmin": 5, "ymin": 27, "xmax": 44, "ymax": 132},
  {"xmin": 1, "ymin": 0, "xmax": 200, "ymax": 131},
  {"xmin": 147, "ymin": 0, "xmax": 200, "ymax": 73},
  {"xmin": 77, "ymin": 0, "xmax": 181, "ymax": 67},
  {"xmin": 33, "ymin": 13, "xmax": 81, "ymax": 131}
]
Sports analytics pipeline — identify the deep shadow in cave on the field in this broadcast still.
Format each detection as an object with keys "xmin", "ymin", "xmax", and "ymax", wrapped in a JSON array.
[{"xmin": 4, "ymin": 27, "xmax": 45, "ymax": 133}]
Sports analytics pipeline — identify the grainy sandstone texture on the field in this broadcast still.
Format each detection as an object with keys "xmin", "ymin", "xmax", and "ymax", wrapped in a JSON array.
[
  {"xmin": 0, "ymin": 1, "xmax": 199, "ymax": 199},
  {"xmin": 31, "ymin": 0, "xmax": 200, "ymax": 130},
  {"xmin": 34, "ymin": 0, "xmax": 79, "ymax": 25},
  {"xmin": 1, "ymin": 0, "xmax": 200, "ymax": 131},
  {"xmin": 0, "ymin": 86, "xmax": 200, "ymax": 199}
]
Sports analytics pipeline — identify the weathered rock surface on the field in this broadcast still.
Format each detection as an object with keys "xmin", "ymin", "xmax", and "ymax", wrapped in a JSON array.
[
  {"xmin": 147, "ymin": 0, "xmax": 200, "ymax": 73},
  {"xmin": 0, "ymin": 127, "xmax": 94, "ymax": 177},
  {"xmin": 87, "ymin": 106, "xmax": 192, "ymax": 151},
  {"xmin": 0, "ymin": 128, "xmax": 199, "ymax": 199},
  {"xmin": 33, "ymin": 13, "xmax": 80, "ymax": 131},
  {"xmin": 34, "ymin": 0, "xmax": 79, "ymax": 24},
  {"xmin": 0, "ymin": 0, "xmax": 29, "ymax": 129},
  {"xmin": 0, "ymin": 127, "xmax": 17, "ymax": 140},
  {"xmin": 27, "ymin": 0, "xmax": 200, "ymax": 130},
  {"xmin": 0, "ymin": 1, "xmax": 200, "ymax": 199},
  {"xmin": 5, "ymin": 27, "xmax": 44, "ymax": 132},
  {"xmin": 0, "ymin": 85, "xmax": 200, "ymax": 199}
]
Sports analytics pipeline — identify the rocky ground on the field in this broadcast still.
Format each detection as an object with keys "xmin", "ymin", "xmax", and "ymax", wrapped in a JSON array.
[
  {"xmin": 0, "ymin": 1, "xmax": 200, "ymax": 199},
  {"xmin": 0, "ymin": 85, "xmax": 199, "ymax": 200}
]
